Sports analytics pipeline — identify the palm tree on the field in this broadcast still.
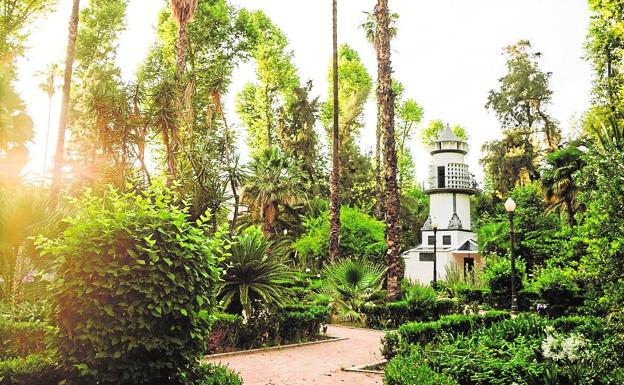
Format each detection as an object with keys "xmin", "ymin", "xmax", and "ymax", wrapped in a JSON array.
[
  {"xmin": 361, "ymin": 11, "xmax": 398, "ymax": 219},
  {"xmin": 243, "ymin": 148, "xmax": 307, "ymax": 236},
  {"xmin": 0, "ymin": 187, "xmax": 62, "ymax": 304},
  {"xmin": 216, "ymin": 227, "xmax": 294, "ymax": 316},
  {"xmin": 36, "ymin": 63, "xmax": 60, "ymax": 185},
  {"xmin": 329, "ymin": 0, "xmax": 341, "ymax": 261},
  {"xmin": 170, "ymin": 0, "xmax": 198, "ymax": 78},
  {"xmin": 321, "ymin": 258, "xmax": 386, "ymax": 324},
  {"xmin": 50, "ymin": 0, "xmax": 80, "ymax": 206},
  {"xmin": 374, "ymin": 0, "xmax": 402, "ymax": 300},
  {"xmin": 541, "ymin": 143, "xmax": 585, "ymax": 226}
]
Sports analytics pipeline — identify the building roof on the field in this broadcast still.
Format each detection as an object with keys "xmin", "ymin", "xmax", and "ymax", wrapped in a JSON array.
[{"xmin": 435, "ymin": 124, "xmax": 462, "ymax": 142}]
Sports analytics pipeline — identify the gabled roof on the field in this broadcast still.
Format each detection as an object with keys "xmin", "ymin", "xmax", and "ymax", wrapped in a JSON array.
[{"xmin": 454, "ymin": 239, "xmax": 479, "ymax": 252}]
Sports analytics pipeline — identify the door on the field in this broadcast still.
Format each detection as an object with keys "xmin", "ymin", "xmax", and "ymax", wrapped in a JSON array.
[{"xmin": 464, "ymin": 257, "xmax": 475, "ymax": 284}]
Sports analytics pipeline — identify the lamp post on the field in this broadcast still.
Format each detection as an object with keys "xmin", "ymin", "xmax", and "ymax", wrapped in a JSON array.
[
  {"xmin": 504, "ymin": 197, "xmax": 518, "ymax": 316},
  {"xmin": 432, "ymin": 221, "xmax": 438, "ymax": 290}
]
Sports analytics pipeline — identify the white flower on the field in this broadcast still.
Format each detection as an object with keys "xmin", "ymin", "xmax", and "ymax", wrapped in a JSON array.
[{"xmin": 305, "ymin": 268, "xmax": 311, "ymax": 273}]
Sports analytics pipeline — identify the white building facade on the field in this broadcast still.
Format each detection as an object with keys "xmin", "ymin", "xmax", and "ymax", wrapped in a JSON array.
[{"xmin": 403, "ymin": 125, "xmax": 482, "ymax": 285}]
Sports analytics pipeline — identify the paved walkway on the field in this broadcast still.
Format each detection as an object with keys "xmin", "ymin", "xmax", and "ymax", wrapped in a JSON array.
[{"xmin": 204, "ymin": 325, "xmax": 386, "ymax": 385}]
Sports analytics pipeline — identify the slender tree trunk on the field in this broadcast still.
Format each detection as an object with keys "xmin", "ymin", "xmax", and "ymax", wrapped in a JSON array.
[
  {"xmin": 328, "ymin": 0, "xmax": 341, "ymax": 262},
  {"xmin": 50, "ymin": 0, "xmax": 80, "ymax": 206},
  {"xmin": 375, "ymin": 0, "xmax": 402, "ymax": 301},
  {"xmin": 374, "ymin": 105, "xmax": 384, "ymax": 219},
  {"xmin": 565, "ymin": 197, "xmax": 576, "ymax": 226},
  {"xmin": 42, "ymin": 94, "xmax": 52, "ymax": 186},
  {"xmin": 221, "ymin": 110, "xmax": 240, "ymax": 231}
]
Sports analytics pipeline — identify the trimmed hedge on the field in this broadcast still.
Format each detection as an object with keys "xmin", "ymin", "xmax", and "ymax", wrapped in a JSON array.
[
  {"xmin": 0, "ymin": 320, "xmax": 51, "ymax": 358},
  {"xmin": 206, "ymin": 304, "xmax": 331, "ymax": 354},
  {"xmin": 382, "ymin": 310, "xmax": 509, "ymax": 359},
  {"xmin": 0, "ymin": 354, "xmax": 63, "ymax": 385},
  {"xmin": 199, "ymin": 363, "xmax": 243, "ymax": 385},
  {"xmin": 362, "ymin": 298, "xmax": 456, "ymax": 330},
  {"xmin": 385, "ymin": 350, "xmax": 460, "ymax": 385}
]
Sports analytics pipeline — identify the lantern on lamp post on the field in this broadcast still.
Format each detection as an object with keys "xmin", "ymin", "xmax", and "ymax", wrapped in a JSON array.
[
  {"xmin": 504, "ymin": 197, "xmax": 518, "ymax": 316},
  {"xmin": 432, "ymin": 220, "xmax": 438, "ymax": 290}
]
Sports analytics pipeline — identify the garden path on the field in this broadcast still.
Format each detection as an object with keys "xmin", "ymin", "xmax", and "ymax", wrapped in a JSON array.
[{"xmin": 204, "ymin": 325, "xmax": 385, "ymax": 385}]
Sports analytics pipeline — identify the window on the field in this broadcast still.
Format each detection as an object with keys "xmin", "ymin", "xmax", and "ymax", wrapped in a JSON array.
[
  {"xmin": 443, "ymin": 235, "xmax": 451, "ymax": 245},
  {"xmin": 428, "ymin": 236, "xmax": 435, "ymax": 245},
  {"xmin": 420, "ymin": 253, "xmax": 435, "ymax": 262},
  {"xmin": 437, "ymin": 166, "xmax": 445, "ymax": 188}
]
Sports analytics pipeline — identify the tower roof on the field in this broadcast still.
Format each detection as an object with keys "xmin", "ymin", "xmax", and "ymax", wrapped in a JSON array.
[{"xmin": 435, "ymin": 124, "xmax": 463, "ymax": 143}]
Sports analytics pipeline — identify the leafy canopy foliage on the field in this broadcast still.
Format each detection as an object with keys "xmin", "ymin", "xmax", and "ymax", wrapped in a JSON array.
[
  {"xmin": 38, "ymin": 184, "xmax": 223, "ymax": 385},
  {"xmin": 294, "ymin": 205, "xmax": 386, "ymax": 266},
  {"xmin": 419, "ymin": 119, "xmax": 468, "ymax": 146},
  {"xmin": 584, "ymin": 0, "xmax": 624, "ymax": 150},
  {"xmin": 243, "ymin": 147, "xmax": 308, "ymax": 235}
]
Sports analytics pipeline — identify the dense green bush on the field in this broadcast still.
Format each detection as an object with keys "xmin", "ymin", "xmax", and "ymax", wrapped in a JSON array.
[
  {"xmin": 385, "ymin": 349, "xmax": 460, "ymax": 385},
  {"xmin": 0, "ymin": 354, "xmax": 63, "ymax": 385},
  {"xmin": 38, "ymin": 187, "xmax": 223, "ymax": 385},
  {"xmin": 0, "ymin": 320, "xmax": 51, "ymax": 358},
  {"xmin": 484, "ymin": 256, "xmax": 526, "ymax": 308},
  {"xmin": 383, "ymin": 311, "xmax": 509, "ymax": 359},
  {"xmin": 423, "ymin": 315, "xmax": 615, "ymax": 385},
  {"xmin": 206, "ymin": 304, "xmax": 331, "ymax": 354},
  {"xmin": 199, "ymin": 364, "xmax": 243, "ymax": 385},
  {"xmin": 294, "ymin": 206, "xmax": 386, "ymax": 265},
  {"xmin": 534, "ymin": 268, "xmax": 583, "ymax": 317}
]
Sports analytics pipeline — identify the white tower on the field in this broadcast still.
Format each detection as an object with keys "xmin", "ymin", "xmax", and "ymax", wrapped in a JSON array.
[{"xmin": 403, "ymin": 125, "xmax": 481, "ymax": 285}]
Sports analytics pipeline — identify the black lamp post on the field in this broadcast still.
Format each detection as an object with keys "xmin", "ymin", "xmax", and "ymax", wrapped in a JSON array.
[
  {"xmin": 505, "ymin": 197, "xmax": 518, "ymax": 316},
  {"xmin": 432, "ymin": 221, "xmax": 438, "ymax": 289}
]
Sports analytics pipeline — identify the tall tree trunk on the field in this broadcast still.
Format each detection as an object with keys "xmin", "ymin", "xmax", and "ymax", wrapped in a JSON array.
[
  {"xmin": 50, "ymin": 0, "xmax": 80, "ymax": 206},
  {"xmin": 565, "ymin": 197, "xmax": 576, "ymax": 226},
  {"xmin": 176, "ymin": 22, "xmax": 188, "ymax": 81},
  {"xmin": 328, "ymin": 0, "xmax": 341, "ymax": 261},
  {"xmin": 374, "ymin": 105, "xmax": 384, "ymax": 219},
  {"xmin": 263, "ymin": 202, "xmax": 278, "ymax": 236},
  {"xmin": 42, "ymin": 94, "xmax": 52, "ymax": 186},
  {"xmin": 375, "ymin": 0, "xmax": 402, "ymax": 301}
]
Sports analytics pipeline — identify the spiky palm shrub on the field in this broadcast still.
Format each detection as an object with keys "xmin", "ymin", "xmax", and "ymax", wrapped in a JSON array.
[
  {"xmin": 322, "ymin": 258, "xmax": 386, "ymax": 324},
  {"xmin": 217, "ymin": 227, "xmax": 294, "ymax": 316}
]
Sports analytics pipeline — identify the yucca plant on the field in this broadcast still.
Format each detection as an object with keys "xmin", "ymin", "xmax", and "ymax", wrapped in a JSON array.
[
  {"xmin": 321, "ymin": 258, "xmax": 386, "ymax": 324},
  {"xmin": 217, "ymin": 226, "xmax": 294, "ymax": 316}
]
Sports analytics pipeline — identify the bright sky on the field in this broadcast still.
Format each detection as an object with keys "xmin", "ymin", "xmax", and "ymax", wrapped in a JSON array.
[{"xmin": 16, "ymin": 0, "xmax": 593, "ymax": 184}]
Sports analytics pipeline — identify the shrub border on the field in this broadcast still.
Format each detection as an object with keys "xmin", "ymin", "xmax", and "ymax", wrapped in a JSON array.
[{"xmin": 203, "ymin": 336, "xmax": 347, "ymax": 359}]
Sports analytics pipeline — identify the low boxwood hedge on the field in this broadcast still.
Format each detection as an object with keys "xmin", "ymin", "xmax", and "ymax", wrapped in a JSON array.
[
  {"xmin": 0, "ymin": 354, "xmax": 63, "ymax": 385},
  {"xmin": 206, "ymin": 304, "xmax": 331, "ymax": 354},
  {"xmin": 0, "ymin": 320, "xmax": 53, "ymax": 358},
  {"xmin": 382, "ymin": 310, "xmax": 509, "ymax": 359},
  {"xmin": 362, "ymin": 298, "xmax": 456, "ymax": 330}
]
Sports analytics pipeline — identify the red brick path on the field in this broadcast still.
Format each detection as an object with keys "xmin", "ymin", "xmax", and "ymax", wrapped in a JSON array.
[{"xmin": 204, "ymin": 325, "xmax": 385, "ymax": 385}]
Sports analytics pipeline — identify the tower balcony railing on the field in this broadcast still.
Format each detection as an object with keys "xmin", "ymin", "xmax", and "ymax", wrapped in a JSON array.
[{"xmin": 424, "ymin": 169, "xmax": 479, "ymax": 194}]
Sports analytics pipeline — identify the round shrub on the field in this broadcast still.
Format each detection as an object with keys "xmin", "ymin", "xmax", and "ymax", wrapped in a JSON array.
[
  {"xmin": 39, "ymin": 186, "xmax": 223, "ymax": 385},
  {"xmin": 199, "ymin": 363, "xmax": 243, "ymax": 385}
]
